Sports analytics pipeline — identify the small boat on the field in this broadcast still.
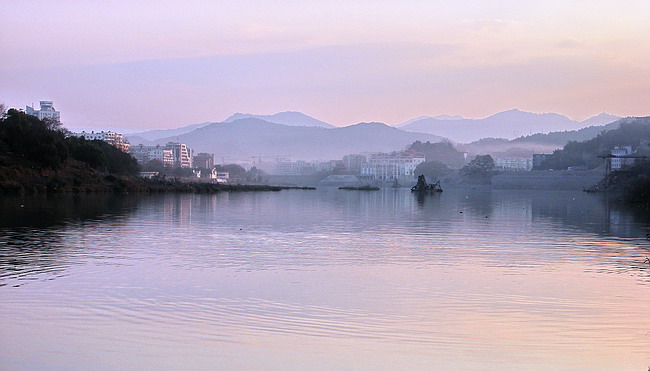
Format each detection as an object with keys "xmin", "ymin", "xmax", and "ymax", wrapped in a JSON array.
[{"xmin": 411, "ymin": 175, "xmax": 443, "ymax": 192}]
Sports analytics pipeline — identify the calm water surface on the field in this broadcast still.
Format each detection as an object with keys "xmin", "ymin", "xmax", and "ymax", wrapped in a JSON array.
[{"xmin": 1, "ymin": 189, "xmax": 649, "ymax": 370}]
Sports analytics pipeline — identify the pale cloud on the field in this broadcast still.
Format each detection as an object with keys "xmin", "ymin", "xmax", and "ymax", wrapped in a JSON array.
[
  {"xmin": 1, "ymin": 0, "xmax": 649, "ymax": 127},
  {"xmin": 555, "ymin": 38, "xmax": 584, "ymax": 49}
]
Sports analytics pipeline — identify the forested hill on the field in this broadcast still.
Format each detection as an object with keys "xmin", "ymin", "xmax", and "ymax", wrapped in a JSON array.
[
  {"xmin": 0, "ymin": 108, "xmax": 139, "ymax": 192},
  {"xmin": 511, "ymin": 119, "xmax": 624, "ymax": 146},
  {"xmin": 538, "ymin": 117, "xmax": 650, "ymax": 170}
]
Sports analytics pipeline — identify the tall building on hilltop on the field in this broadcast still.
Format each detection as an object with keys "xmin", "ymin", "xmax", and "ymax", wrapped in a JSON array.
[{"xmin": 26, "ymin": 101, "xmax": 60, "ymax": 121}]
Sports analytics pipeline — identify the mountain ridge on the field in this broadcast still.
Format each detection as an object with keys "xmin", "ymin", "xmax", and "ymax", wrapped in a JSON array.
[
  {"xmin": 399, "ymin": 109, "xmax": 621, "ymax": 142},
  {"xmin": 133, "ymin": 118, "xmax": 446, "ymax": 161},
  {"xmin": 224, "ymin": 111, "xmax": 333, "ymax": 128}
]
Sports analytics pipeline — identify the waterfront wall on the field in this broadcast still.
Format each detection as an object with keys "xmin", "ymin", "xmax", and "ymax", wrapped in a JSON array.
[{"xmin": 491, "ymin": 171, "xmax": 603, "ymax": 190}]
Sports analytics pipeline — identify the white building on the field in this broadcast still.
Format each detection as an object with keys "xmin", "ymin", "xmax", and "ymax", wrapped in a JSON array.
[
  {"xmin": 210, "ymin": 169, "xmax": 230, "ymax": 183},
  {"xmin": 68, "ymin": 130, "xmax": 130, "ymax": 153},
  {"xmin": 253, "ymin": 157, "xmax": 321, "ymax": 176},
  {"xmin": 360, "ymin": 150, "xmax": 425, "ymax": 182},
  {"xmin": 130, "ymin": 144, "xmax": 174, "ymax": 167},
  {"xmin": 495, "ymin": 157, "xmax": 533, "ymax": 171},
  {"xmin": 610, "ymin": 146, "xmax": 635, "ymax": 170},
  {"xmin": 130, "ymin": 142, "xmax": 192, "ymax": 168},
  {"xmin": 165, "ymin": 142, "xmax": 193, "ymax": 168},
  {"xmin": 26, "ymin": 101, "xmax": 60, "ymax": 121}
]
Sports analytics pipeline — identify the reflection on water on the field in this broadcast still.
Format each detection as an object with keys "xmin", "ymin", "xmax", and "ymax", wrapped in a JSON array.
[
  {"xmin": 0, "ymin": 194, "xmax": 140, "ymax": 287},
  {"xmin": 1, "ymin": 189, "xmax": 649, "ymax": 370}
]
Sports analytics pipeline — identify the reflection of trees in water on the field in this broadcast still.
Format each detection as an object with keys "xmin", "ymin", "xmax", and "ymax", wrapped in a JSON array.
[
  {"xmin": 527, "ymin": 191, "xmax": 650, "ymax": 280},
  {"xmin": 0, "ymin": 194, "xmax": 140, "ymax": 228},
  {"xmin": 0, "ymin": 195, "xmax": 140, "ymax": 285},
  {"xmin": 529, "ymin": 191, "xmax": 648, "ymax": 239}
]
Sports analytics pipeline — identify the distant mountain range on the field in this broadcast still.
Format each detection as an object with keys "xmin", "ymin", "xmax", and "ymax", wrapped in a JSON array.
[
  {"xmin": 461, "ymin": 116, "xmax": 633, "ymax": 158},
  {"xmin": 124, "ymin": 109, "xmax": 629, "ymax": 161},
  {"xmin": 129, "ymin": 122, "xmax": 215, "ymax": 141},
  {"xmin": 397, "ymin": 114, "xmax": 464, "ymax": 127},
  {"xmin": 399, "ymin": 110, "xmax": 620, "ymax": 143},
  {"xmin": 128, "ymin": 111, "xmax": 332, "ymax": 143},
  {"xmin": 223, "ymin": 111, "xmax": 333, "ymax": 128},
  {"xmin": 127, "ymin": 119, "xmax": 445, "ymax": 161}
]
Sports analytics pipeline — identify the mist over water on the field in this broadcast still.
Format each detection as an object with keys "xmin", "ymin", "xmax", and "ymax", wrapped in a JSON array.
[{"xmin": 1, "ymin": 189, "xmax": 649, "ymax": 370}]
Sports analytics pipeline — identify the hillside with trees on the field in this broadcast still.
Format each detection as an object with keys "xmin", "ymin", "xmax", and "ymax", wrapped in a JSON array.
[
  {"xmin": 408, "ymin": 140, "xmax": 465, "ymax": 168},
  {"xmin": 538, "ymin": 117, "xmax": 650, "ymax": 170},
  {"xmin": 0, "ymin": 108, "xmax": 140, "ymax": 192}
]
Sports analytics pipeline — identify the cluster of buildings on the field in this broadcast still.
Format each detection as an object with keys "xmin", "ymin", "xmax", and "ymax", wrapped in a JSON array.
[
  {"xmin": 359, "ymin": 150, "xmax": 425, "ymax": 182},
  {"xmin": 130, "ymin": 142, "xmax": 193, "ymax": 168},
  {"xmin": 251, "ymin": 150, "xmax": 426, "ymax": 184},
  {"xmin": 24, "ymin": 100, "xmax": 647, "ymax": 181},
  {"xmin": 68, "ymin": 130, "xmax": 131, "ymax": 153}
]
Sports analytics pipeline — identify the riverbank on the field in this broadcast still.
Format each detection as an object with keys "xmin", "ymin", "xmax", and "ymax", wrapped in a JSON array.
[{"xmin": 0, "ymin": 157, "xmax": 314, "ymax": 194}]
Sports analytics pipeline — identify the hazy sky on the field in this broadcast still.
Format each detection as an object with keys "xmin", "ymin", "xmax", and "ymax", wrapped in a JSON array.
[{"xmin": 1, "ymin": 1, "xmax": 649, "ymax": 130}]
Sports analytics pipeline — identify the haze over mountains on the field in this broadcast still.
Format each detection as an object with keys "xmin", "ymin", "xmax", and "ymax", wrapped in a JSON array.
[
  {"xmin": 129, "ymin": 111, "xmax": 333, "ymax": 142},
  {"xmin": 398, "ymin": 109, "xmax": 620, "ymax": 142},
  {"xmin": 125, "ymin": 109, "xmax": 624, "ymax": 161},
  {"xmin": 130, "ymin": 119, "xmax": 445, "ymax": 161},
  {"xmin": 223, "ymin": 112, "xmax": 333, "ymax": 128}
]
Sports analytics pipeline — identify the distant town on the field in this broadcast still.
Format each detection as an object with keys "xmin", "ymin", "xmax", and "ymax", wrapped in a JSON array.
[{"xmin": 12, "ymin": 100, "xmax": 648, "ymax": 200}]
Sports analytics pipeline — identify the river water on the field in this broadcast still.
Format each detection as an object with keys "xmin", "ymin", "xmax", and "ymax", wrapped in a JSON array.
[{"xmin": 1, "ymin": 189, "xmax": 649, "ymax": 370}]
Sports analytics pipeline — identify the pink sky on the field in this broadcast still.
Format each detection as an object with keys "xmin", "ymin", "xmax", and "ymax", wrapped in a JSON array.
[{"xmin": 1, "ymin": 1, "xmax": 649, "ymax": 130}]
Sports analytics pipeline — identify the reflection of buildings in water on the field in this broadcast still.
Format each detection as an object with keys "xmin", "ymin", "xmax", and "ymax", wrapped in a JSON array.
[
  {"xmin": 162, "ymin": 194, "xmax": 194, "ymax": 225},
  {"xmin": 605, "ymin": 204, "xmax": 640, "ymax": 238}
]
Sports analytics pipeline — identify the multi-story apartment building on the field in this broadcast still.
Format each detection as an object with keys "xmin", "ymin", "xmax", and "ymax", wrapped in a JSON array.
[
  {"xmin": 610, "ymin": 146, "xmax": 635, "ymax": 170},
  {"xmin": 360, "ymin": 150, "xmax": 425, "ymax": 182},
  {"xmin": 130, "ymin": 142, "xmax": 192, "ymax": 168},
  {"xmin": 25, "ymin": 101, "xmax": 61, "ymax": 121},
  {"xmin": 495, "ymin": 157, "xmax": 533, "ymax": 171},
  {"xmin": 165, "ymin": 142, "xmax": 192, "ymax": 168},
  {"xmin": 342, "ymin": 154, "xmax": 367, "ymax": 173},
  {"xmin": 532, "ymin": 154, "xmax": 551, "ymax": 169},
  {"xmin": 192, "ymin": 152, "xmax": 214, "ymax": 169},
  {"xmin": 130, "ymin": 144, "xmax": 174, "ymax": 167}
]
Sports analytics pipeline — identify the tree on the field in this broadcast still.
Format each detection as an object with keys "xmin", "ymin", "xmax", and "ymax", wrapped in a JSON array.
[
  {"xmin": 539, "ymin": 118, "xmax": 650, "ymax": 170},
  {"xmin": 246, "ymin": 166, "xmax": 266, "ymax": 182},
  {"xmin": 215, "ymin": 164, "xmax": 246, "ymax": 178},
  {"xmin": 461, "ymin": 154, "xmax": 496, "ymax": 179},
  {"xmin": 414, "ymin": 161, "xmax": 451, "ymax": 181},
  {"xmin": 65, "ymin": 136, "xmax": 139, "ymax": 175},
  {"xmin": 143, "ymin": 159, "xmax": 165, "ymax": 172},
  {"xmin": 408, "ymin": 140, "xmax": 465, "ymax": 167},
  {"xmin": 67, "ymin": 137, "xmax": 107, "ymax": 169},
  {"xmin": 0, "ymin": 108, "xmax": 68, "ymax": 168}
]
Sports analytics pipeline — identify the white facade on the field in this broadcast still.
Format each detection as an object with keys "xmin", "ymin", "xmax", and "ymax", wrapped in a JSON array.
[
  {"xmin": 495, "ymin": 158, "xmax": 533, "ymax": 171},
  {"xmin": 165, "ymin": 142, "xmax": 193, "ymax": 168},
  {"xmin": 26, "ymin": 101, "xmax": 60, "ymax": 121},
  {"xmin": 130, "ymin": 144, "xmax": 174, "ymax": 167},
  {"xmin": 610, "ymin": 146, "xmax": 635, "ymax": 170},
  {"xmin": 360, "ymin": 150, "xmax": 425, "ymax": 181},
  {"xmin": 130, "ymin": 142, "xmax": 192, "ymax": 168},
  {"xmin": 68, "ymin": 130, "xmax": 130, "ymax": 153}
]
